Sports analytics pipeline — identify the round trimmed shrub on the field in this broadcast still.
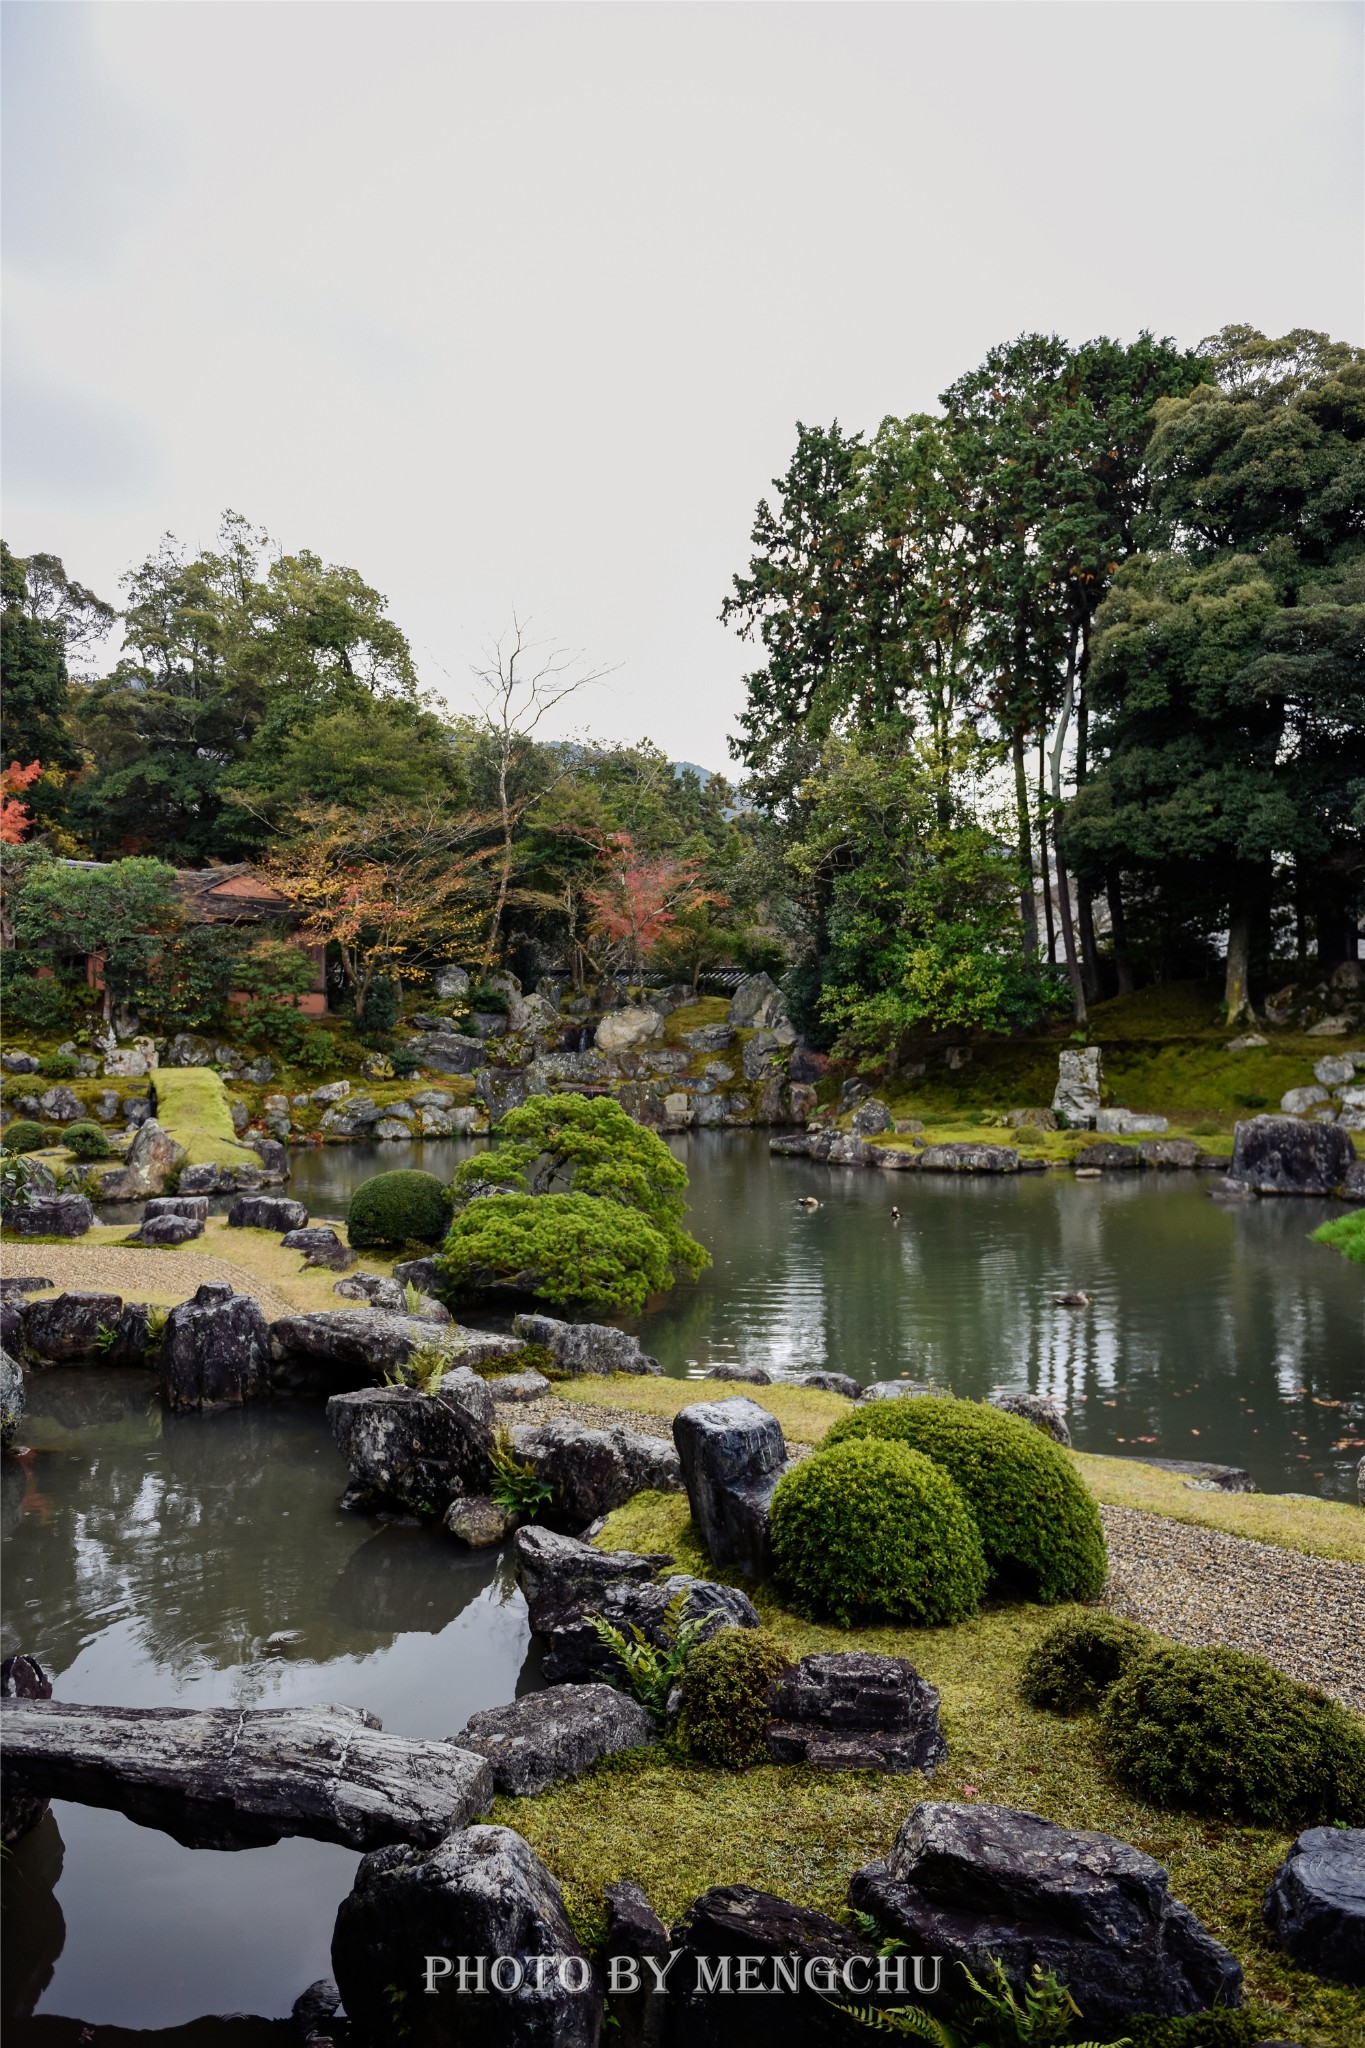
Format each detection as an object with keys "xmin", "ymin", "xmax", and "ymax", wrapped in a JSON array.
[
  {"xmin": 681, "ymin": 1627, "xmax": 793, "ymax": 1768},
  {"xmin": 63, "ymin": 1120, "xmax": 112, "ymax": 1161},
  {"xmin": 825, "ymin": 1397, "xmax": 1106, "ymax": 1604},
  {"xmin": 769, "ymin": 1436, "xmax": 987, "ymax": 1628},
  {"xmin": 1099, "ymin": 1642, "xmax": 1365, "ymax": 1827},
  {"xmin": 1018, "ymin": 1612, "xmax": 1149, "ymax": 1713},
  {"xmin": 2, "ymin": 1121, "xmax": 45, "ymax": 1154},
  {"xmin": 439, "ymin": 1192, "xmax": 674, "ymax": 1313},
  {"xmin": 37, "ymin": 1051, "xmax": 80, "ymax": 1079},
  {"xmin": 347, "ymin": 1169, "xmax": 452, "ymax": 1249}
]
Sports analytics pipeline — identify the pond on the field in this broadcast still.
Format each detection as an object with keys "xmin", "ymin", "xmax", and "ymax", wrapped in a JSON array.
[{"xmin": 4, "ymin": 1131, "xmax": 1362, "ymax": 2036}]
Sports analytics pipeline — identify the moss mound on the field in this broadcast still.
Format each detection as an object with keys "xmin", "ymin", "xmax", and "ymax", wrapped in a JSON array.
[
  {"xmin": 2, "ymin": 1120, "xmax": 45, "ymax": 1154},
  {"xmin": 769, "ymin": 1436, "xmax": 987, "ymax": 1628},
  {"xmin": 347, "ymin": 1169, "xmax": 452, "ymax": 1249},
  {"xmin": 681, "ymin": 1627, "xmax": 793, "ymax": 1768},
  {"xmin": 64, "ymin": 1120, "xmax": 112, "ymax": 1161},
  {"xmin": 825, "ymin": 1396, "xmax": 1107, "ymax": 1603},
  {"xmin": 1099, "ymin": 1641, "xmax": 1365, "ymax": 1827},
  {"xmin": 1017, "ymin": 1611, "xmax": 1150, "ymax": 1713}
]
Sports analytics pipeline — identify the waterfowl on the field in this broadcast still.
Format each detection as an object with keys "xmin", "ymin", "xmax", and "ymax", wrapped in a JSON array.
[
  {"xmin": 795, "ymin": 1195, "xmax": 821, "ymax": 1211},
  {"xmin": 890, "ymin": 1207, "xmax": 901, "ymax": 1223},
  {"xmin": 1053, "ymin": 1290, "xmax": 1091, "ymax": 1308}
]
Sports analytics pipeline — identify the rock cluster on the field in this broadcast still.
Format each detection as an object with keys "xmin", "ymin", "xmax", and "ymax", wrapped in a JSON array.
[{"xmin": 767, "ymin": 1652, "xmax": 946, "ymax": 1773}]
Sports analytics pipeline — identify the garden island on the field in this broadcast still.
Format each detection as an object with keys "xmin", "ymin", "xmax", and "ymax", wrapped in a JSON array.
[{"xmin": 2, "ymin": 324, "xmax": 1363, "ymax": 2048}]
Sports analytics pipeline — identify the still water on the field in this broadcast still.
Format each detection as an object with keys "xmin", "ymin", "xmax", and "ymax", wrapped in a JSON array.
[{"xmin": 3, "ymin": 1131, "xmax": 1362, "ymax": 2034}]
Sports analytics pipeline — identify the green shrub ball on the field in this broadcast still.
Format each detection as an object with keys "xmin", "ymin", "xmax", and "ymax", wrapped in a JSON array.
[
  {"xmin": 681, "ymin": 1627, "xmax": 794, "ymax": 1768},
  {"xmin": 825, "ymin": 1396, "xmax": 1106, "ymax": 1604},
  {"xmin": 769, "ymin": 1437, "xmax": 987, "ymax": 1628},
  {"xmin": 1018, "ymin": 1611, "xmax": 1149, "ymax": 1713},
  {"xmin": 347, "ymin": 1169, "xmax": 452, "ymax": 1249},
  {"xmin": 2, "ymin": 1120, "xmax": 46, "ymax": 1154},
  {"xmin": 64, "ymin": 1120, "xmax": 112, "ymax": 1162},
  {"xmin": 37, "ymin": 1051, "xmax": 80, "ymax": 1079},
  {"xmin": 1100, "ymin": 1641, "xmax": 1365, "ymax": 1828}
]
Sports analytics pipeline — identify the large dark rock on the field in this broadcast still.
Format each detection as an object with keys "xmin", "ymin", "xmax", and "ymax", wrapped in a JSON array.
[
  {"xmin": 328, "ymin": 1373, "xmax": 494, "ymax": 1515},
  {"xmin": 662, "ymin": 1886, "xmax": 880, "ymax": 2045},
  {"xmin": 333, "ymin": 1272, "xmax": 450, "ymax": 1322},
  {"xmin": 541, "ymin": 1573, "xmax": 759, "ymax": 1685},
  {"xmin": 512, "ymin": 1312, "xmax": 662, "ymax": 1376},
  {"xmin": 672, "ymin": 1397, "xmax": 788, "ymax": 1580},
  {"xmin": 228, "ymin": 1194, "xmax": 309, "ymax": 1232},
  {"xmin": 268, "ymin": 1309, "xmax": 465, "ymax": 1393},
  {"xmin": 136, "ymin": 1212, "xmax": 204, "ymax": 1245},
  {"xmin": 393, "ymin": 1255, "xmax": 441, "ymax": 1294},
  {"xmin": 176, "ymin": 1160, "xmax": 266, "ymax": 1195},
  {"xmin": 514, "ymin": 1525, "xmax": 664, "ymax": 1630},
  {"xmin": 161, "ymin": 1282, "xmax": 271, "ymax": 1410},
  {"xmin": 916, "ymin": 1143, "xmax": 1020, "ymax": 1174},
  {"xmin": 102, "ymin": 1118, "xmax": 188, "ymax": 1198},
  {"xmin": 1, "ymin": 1348, "xmax": 24, "ymax": 1447},
  {"xmin": 1230, "ymin": 1115, "xmax": 1357, "ymax": 1196},
  {"xmin": 0, "ymin": 1698, "xmax": 492, "ymax": 1854},
  {"xmin": 413, "ymin": 1030, "xmax": 487, "ymax": 1075},
  {"xmin": 144, "ymin": 1195, "xmax": 210, "ymax": 1220},
  {"xmin": 282, "ymin": 1226, "xmax": 355, "ymax": 1270},
  {"xmin": 0, "ymin": 1653, "xmax": 53, "ymax": 1844},
  {"xmin": 455, "ymin": 1682, "xmax": 658, "ymax": 1795},
  {"xmin": 681, "ymin": 1021, "xmax": 735, "ymax": 1054},
  {"xmin": 1142, "ymin": 1457, "xmax": 1255, "ymax": 1492},
  {"xmin": 6, "ymin": 1193, "xmax": 94, "ymax": 1238},
  {"xmin": 847, "ymin": 1801, "xmax": 1243, "ymax": 2023},
  {"xmin": 332, "ymin": 1823, "xmax": 602, "ymax": 2047},
  {"xmin": 1263, "ymin": 1827, "xmax": 1365, "ymax": 1986},
  {"xmin": 602, "ymin": 1879, "xmax": 670, "ymax": 2048},
  {"xmin": 0, "ymin": 1296, "xmax": 24, "ymax": 1357},
  {"xmin": 766, "ymin": 1652, "xmax": 945, "ymax": 1774},
  {"xmin": 792, "ymin": 1370, "xmax": 860, "ymax": 1400},
  {"xmin": 508, "ymin": 1418, "xmax": 682, "ymax": 1527},
  {"xmin": 24, "ymin": 1290, "xmax": 125, "ymax": 1363},
  {"xmin": 788, "ymin": 1039, "xmax": 828, "ymax": 1085},
  {"xmin": 990, "ymin": 1393, "xmax": 1072, "ymax": 1446},
  {"xmin": 251, "ymin": 1136, "xmax": 290, "ymax": 1182},
  {"xmin": 1074, "ymin": 1142, "xmax": 1140, "ymax": 1171},
  {"xmin": 850, "ymin": 1097, "xmax": 892, "ymax": 1136}
]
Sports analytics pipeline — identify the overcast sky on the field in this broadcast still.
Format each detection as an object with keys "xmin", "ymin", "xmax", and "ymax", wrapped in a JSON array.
[{"xmin": 3, "ymin": 1, "xmax": 1361, "ymax": 771}]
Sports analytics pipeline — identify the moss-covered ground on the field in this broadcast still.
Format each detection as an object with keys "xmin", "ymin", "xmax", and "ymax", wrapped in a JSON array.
[
  {"xmin": 494, "ymin": 1487, "xmax": 1365, "ymax": 2047},
  {"xmin": 1314, "ymin": 1211, "xmax": 1365, "ymax": 1265}
]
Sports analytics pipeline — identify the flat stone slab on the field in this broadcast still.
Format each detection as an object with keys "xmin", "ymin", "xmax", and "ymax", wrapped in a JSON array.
[
  {"xmin": 0, "ymin": 1699, "xmax": 492, "ymax": 1852},
  {"xmin": 767, "ymin": 1651, "xmax": 946, "ymax": 1775},
  {"xmin": 454, "ymin": 1682, "xmax": 658, "ymax": 1795},
  {"xmin": 1264, "ymin": 1826, "xmax": 1365, "ymax": 1986}
]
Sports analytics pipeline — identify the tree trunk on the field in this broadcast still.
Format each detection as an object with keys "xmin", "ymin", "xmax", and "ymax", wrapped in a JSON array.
[
  {"xmin": 1078, "ymin": 890, "xmax": 1102, "ymax": 1004},
  {"xmin": 1106, "ymin": 869, "xmax": 1135, "ymax": 996},
  {"xmin": 1048, "ymin": 643, "xmax": 1087, "ymax": 1028},
  {"xmin": 1011, "ymin": 727, "xmax": 1039, "ymax": 960},
  {"xmin": 1037, "ymin": 735, "xmax": 1056, "ymax": 965},
  {"xmin": 1224, "ymin": 897, "xmax": 1256, "ymax": 1026}
]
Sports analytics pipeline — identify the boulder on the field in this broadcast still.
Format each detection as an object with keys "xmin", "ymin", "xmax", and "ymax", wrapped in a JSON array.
[
  {"xmin": 663, "ymin": 1886, "xmax": 879, "ymax": 2046},
  {"xmin": 145, "ymin": 1195, "xmax": 210, "ymax": 1220},
  {"xmin": 332, "ymin": 1271, "xmax": 451, "ymax": 1321},
  {"xmin": 137, "ymin": 1212, "xmax": 204, "ymax": 1245},
  {"xmin": 1138, "ymin": 1139, "xmax": 1202, "ymax": 1170},
  {"xmin": 1230, "ymin": 1114, "xmax": 1357, "ymax": 1196},
  {"xmin": 767, "ymin": 1652, "xmax": 945, "ymax": 1774},
  {"xmin": 1095, "ymin": 1109, "xmax": 1169, "ymax": 1135},
  {"xmin": 850, "ymin": 1098, "xmax": 893, "ymax": 1136},
  {"xmin": 332, "ymin": 1824, "xmax": 602, "ymax": 2047},
  {"xmin": 1, "ymin": 1347, "xmax": 24, "ymax": 1447},
  {"xmin": 270, "ymin": 1308, "xmax": 473, "ymax": 1393},
  {"xmin": 1074, "ymin": 1141, "xmax": 1140, "ymax": 1171},
  {"xmin": 5, "ymin": 1193, "xmax": 94, "ymax": 1238},
  {"xmin": 24, "ymin": 1290, "xmax": 125, "ymax": 1363},
  {"xmin": 1314, "ymin": 1055, "xmax": 1358, "ymax": 1089},
  {"xmin": 102, "ymin": 1046, "xmax": 150, "ymax": 1079},
  {"xmin": 860, "ymin": 1378, "xmax": 940, "ymax": 1403},
  {"xmin": 540, "ymin": 1573, "xmax": 760, "ymax": 1685},
  {"xmin": 252, "ymin": 1136, "xmax": 290, "ymax": 1182},
  {"xmin": 1140, "ymin": 1457, "xmax": 1255, "ymax": 1492},
  {"xmin": 328, "ymin": 1374, "xmax": 495, "ymax": 1514},
  {"xmin": 487, "ymin": 1369, "xmax": 553, "ymax": 1403},
  {"xmin": 113, "ymin": 1118, "xmax": 189, "ymax": 1198},
  {"xmin": 787, "ymin": 1081, "xmax": 819, "ymax": 1122},
  {"xmin": 705, "ymin": 1363, "xmax": 772, "ymax": 1385},
  {"xmin": 1263, "ymin": 1828, "xmax": 1365, "ymax": 1987},
  {"xmin": 512, "ymin": 1312, "xmax": 662, "ymax": 1377},
  {"xmin": 513, "ymin": 1525, "xmax": 664, "ymax": 1627},
  {"xmin": 672, "ymin": 1397, "xmax": 788, "ymax": 1581},
  {"xmin": 848, "ymin": 1801, "xmax": 1243, "ymax": 2024},
  {"xmin": 227, "ymin": 1195, "xmax": 309, "ymax": 1232},
  {"xmin": 602, "ymin": 1879, "xmax": 670, "ymax": 2047},
  {"xmin": 792, "ymin": 1370, "xmax": 860, "ymax": 1400},
  {"xmin": 788, "ymin": 1039, "xmax": 828, "ymax": 1085},
  {"xmin": 681, "ymin": 1022, "xmax": 736, "ymax": 1054},
  {"xmin": 871, "ymin": 1144, "xmax": 920, "ymax": 1170},
  {"xmin": 37, "ymin": 1085, "xmax": 83, "ymax": 1122},
  {"xmin": 507, "ymin": 990, "xmax": 562, "ymax": 1036},
  {"xmin": 990, "ymin": 1392, "xmax": 1071, "ymax": 1445},
  {"xmin": 311, "ymin": 1080, "xmax": 352, "ymax": 1104},
  {"xmin": 176, "ymin": 1160, "xmax": 266, "ymax": 1195},
  {"xmin": 741, "ymin": 1032, "xmax": 785, "ymax": 1082},
  {"xmin": 283, "ymin": 1226, "xmax": 355, "ymax": 1270},
  {"xmin": 393, "ymin": 1255, "xmax": 441, "ymax": 1293},
  {"xmin": 1282, "ymin": 1086, "xmax": 1330, "ymax": 1116},
  {"xmin": 727, "ymin": 972, "xmax": 789, "ymax": 1031},
  {"xmin": 0, "ymin": 1296, "xmax": 25, "ymax": 1355},
  {"xmin": 827, "ymin": 1132, "xmax": 875, "ymax": 1164},
  {"xmin": 917, "ymin": 1143, "xmax": 1020, "ymax": 1174},
  {"xmin": 507, "ymin": 1418, "xmax": 683, "ymax": 1527},
  {"xmin": 455, "ymin": 1683, "xmax": 657, "ymax": 1795},
  {"xmin": 1052, "ymin": 1046, "xmax": 1102, "ymax": 1128},
  {"xmin": 433, "ymin": 963, "xmax": 472, "ymax": 1001},
  {"xmin": 321, "ymin": 1094, "xmax": 385, "ymax": 1135},
  {"xmin": 161, "ymin": 1282, "xmax": 271, "ymax": 1410},
  {"xmin": 1, "ymin": 1052, "xmax": 39, "ymax": 1074},
  {"xmin": 166, "ymin": 1032, "xmax": 214, "ymax": 1066},
  {"xmin": 595, "ymin": 1005, "xmax": 665, "ymax": 1055},
  {"xmin": 443, "ymin": 1495, "xmax": 517, "ymax": 1547}
]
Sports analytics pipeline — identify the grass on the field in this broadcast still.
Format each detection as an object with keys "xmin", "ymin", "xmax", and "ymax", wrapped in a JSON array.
[
  {"xmin": 1313, "ymin": 1211, "xmax": 1365, "ymax": 1266},
  {"xmin": 492, "ymin": 1490, "xmax": 1365, "ymax": 2047},
  {"xmin": 560, "ymin": 1378, "xmax": 1365, "ymax": 1563},
  {"xmin": 151, "ymin": 1068, "xmax": 260, "ymax": 1169}
]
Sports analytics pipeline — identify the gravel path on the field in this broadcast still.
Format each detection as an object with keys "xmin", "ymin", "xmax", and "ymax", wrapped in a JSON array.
[
  {"xmin": 1100, "ymin": 1503, "xmax": 1365, "ymax": 1713},
  {"xmin": 0, "ymin": 1244, "xmax": 297, "ymax": 1323}
]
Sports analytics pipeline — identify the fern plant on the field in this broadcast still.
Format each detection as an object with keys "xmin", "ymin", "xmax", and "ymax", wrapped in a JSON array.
[
  {"xmin": 93, "ymin": 1323, "xmax": 119, "ymax": 1354},
  {"xmin": 402, "ymin": 1280, "xmax": 423, "ymax": 1314},
  {"xmin": 590, "ymin": 1587, "xmax": 709, "ymax": 1715},
  {"xmin": 488, "ymin": 1430, "xmax": 554, "ymax": 1519},
  {"xmin": 386, "ymin": 1341, "xmax": 451, "ymax": 1394},
  {"xmin": 827, "ymin": 1959, "xmax": 1128, "ymax": 2048}
]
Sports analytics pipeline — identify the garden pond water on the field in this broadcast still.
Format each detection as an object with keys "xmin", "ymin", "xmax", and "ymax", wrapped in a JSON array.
[{"xmin": 3, "ymin": 1130, "xmax": 1362, "ymax": 2034}]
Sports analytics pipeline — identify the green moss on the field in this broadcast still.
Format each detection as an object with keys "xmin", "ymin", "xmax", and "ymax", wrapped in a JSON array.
[
  {"xmin": 826, "ymin": 1397, "xmax": 1108, "ymax": 1604},
  {"xmin": 152, "ymin": 1067, "xmax": 256, "ymax": 1169},
  {"xmin": 1018, "ymin": 1612, "xmax": 1152, "ymax": 1713},
  {"xmin": 1313, "ymin": 1210, "xmax": 1365, "ymax": 1265},
  {"xmin": 681, "ymin": 1627, "xmax": 795, "ymax": 1767}
]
